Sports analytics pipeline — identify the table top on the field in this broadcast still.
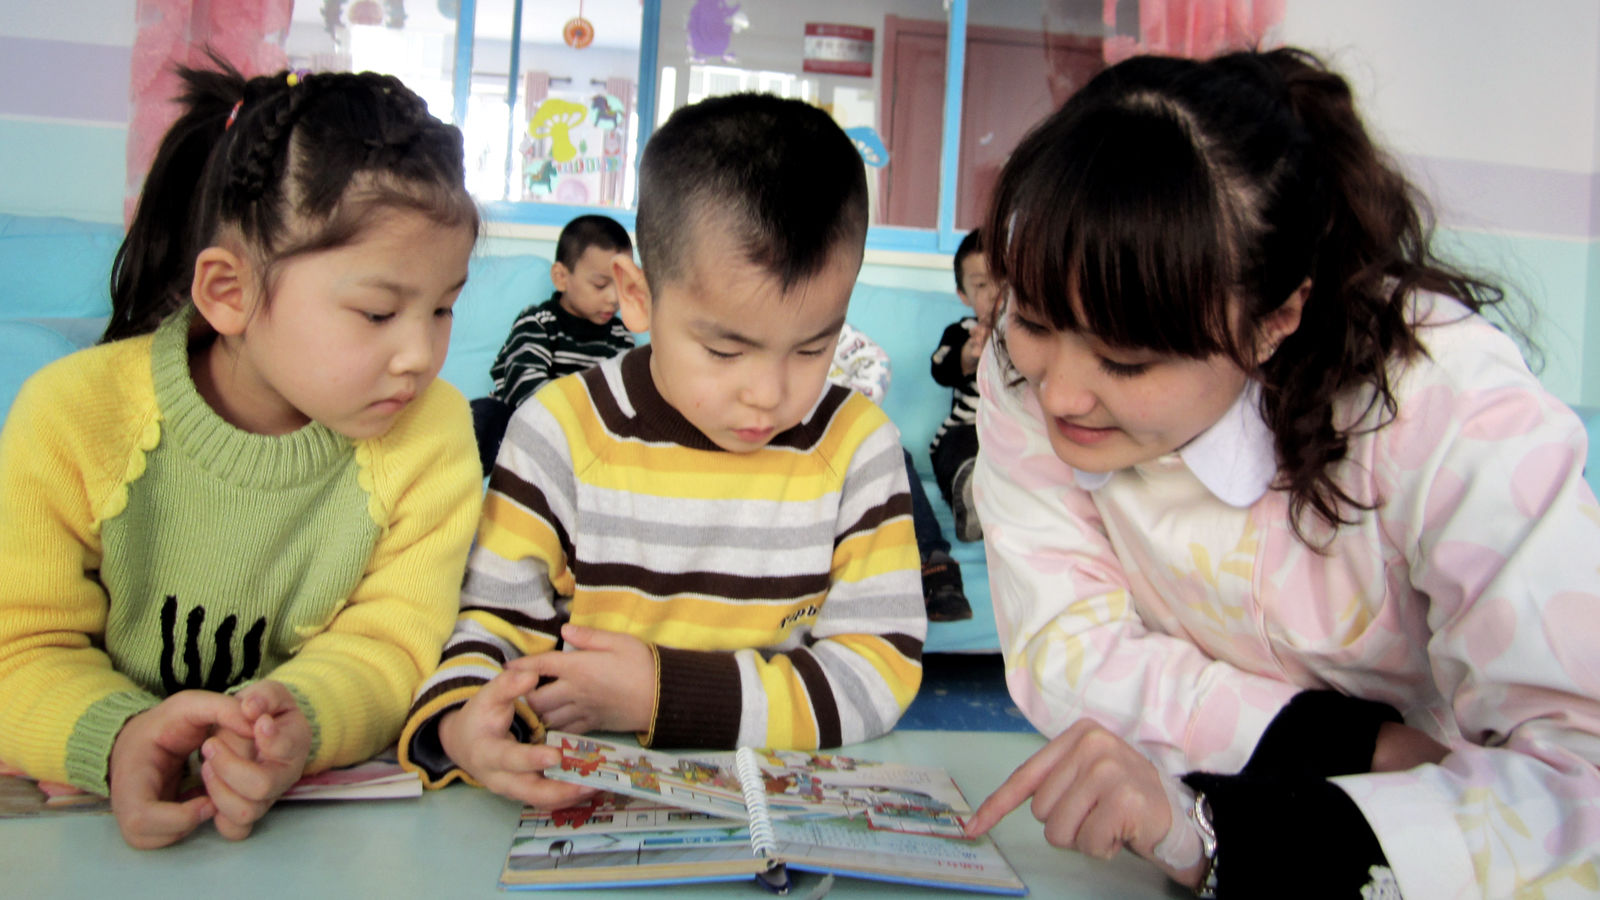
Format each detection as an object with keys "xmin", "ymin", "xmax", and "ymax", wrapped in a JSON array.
[{"xmin": 0, "ymin": 730, "xmax": 1186, "ymax": 899}]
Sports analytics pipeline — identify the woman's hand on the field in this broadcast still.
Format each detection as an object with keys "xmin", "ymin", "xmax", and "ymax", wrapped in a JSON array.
[{"xmin": 1371, "ymin": 721, "xmax": 1449, "ymax": 772}]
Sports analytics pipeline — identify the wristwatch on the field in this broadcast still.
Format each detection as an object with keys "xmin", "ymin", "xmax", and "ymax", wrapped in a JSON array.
[{"xmin": 1188, "ymin": 791, "xmax": 1220, "ymax": 899}]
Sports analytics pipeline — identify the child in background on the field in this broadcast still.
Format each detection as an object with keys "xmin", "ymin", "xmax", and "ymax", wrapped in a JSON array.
[
  {"xmin": 963, "ymin": 48, "xmax": 1600, "ymax": 898},
  {"xmin": 0, "ymin": 61, "xmax": 482, "ymax": 848},
  {"xmin": 472, "ymin": 215, "xmax": 635, "ymax": 472},
  {"xmin": 930, "ymin": 228, "xmax": 1001, "ymax": 542},
  {"xmin": 400, "ymin": 92, "xmax": 926, "ymax": 808},
  {"xmin": 830, "ymin": 323, "xmax": 971, "ymax": 621}
]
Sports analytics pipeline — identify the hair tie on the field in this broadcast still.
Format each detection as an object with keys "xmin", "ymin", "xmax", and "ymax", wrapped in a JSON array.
[
  {"xmin": 224, "ymin": 99, "xmax": 243, "ymax": 130},
  {"xmin": 286, "ymin": 69, "xmax": 310, "ymax": 88}
]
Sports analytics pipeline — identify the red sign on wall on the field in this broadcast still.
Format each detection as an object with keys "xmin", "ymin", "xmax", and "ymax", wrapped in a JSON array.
[{"xmin": 803, "ymin": 24, "xmax": 874, "ymax": 78}]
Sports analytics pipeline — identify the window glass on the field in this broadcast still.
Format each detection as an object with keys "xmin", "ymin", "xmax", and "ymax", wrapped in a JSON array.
[
  {"xmin": 286, "ymin": 0, "xmax": 644, "ymax": 210},
  {"xmin": 654, "ymin": 0, "xmax": 950, "ymax": 230}
]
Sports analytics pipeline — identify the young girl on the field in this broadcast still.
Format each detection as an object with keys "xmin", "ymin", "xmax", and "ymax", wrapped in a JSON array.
[
  {"xmin": 0, "ymin": 61, "xmax": 482, "ymax": 849},
  {"xmin": 962, "ymin": 48, "xmax": 1600, "ymax": 898}
]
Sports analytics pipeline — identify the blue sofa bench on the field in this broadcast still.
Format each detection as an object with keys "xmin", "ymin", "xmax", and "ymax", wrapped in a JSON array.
[{"xmin": 0, "ymin": 214, "xmax": 1000, "ymax": 653}]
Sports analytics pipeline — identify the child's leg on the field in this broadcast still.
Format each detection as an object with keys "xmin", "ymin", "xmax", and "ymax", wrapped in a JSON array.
[
  {"xmin": 471, "ymin": 397, "xmax": 515, "ymax": 476},
  {"xmin": 904, "ymin": 449, "xmax": 970, "ymax": 621},
  {"xmin": 932, "ymin": 426, "xmax": 982, "ymax": 542}
]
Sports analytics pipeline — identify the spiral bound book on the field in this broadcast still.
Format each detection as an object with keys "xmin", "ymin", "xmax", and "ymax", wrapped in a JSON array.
[{"xmin": 499, "ymin": 732, "xmax": 1027, "ymax": 894}]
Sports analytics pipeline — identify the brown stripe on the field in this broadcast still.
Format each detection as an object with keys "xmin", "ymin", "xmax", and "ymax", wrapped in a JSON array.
[
  {"xmin": 599, "ymin": 346, "xmax": 724, "ymax": 450},
  {"xmin": 574, "ymin": 560, "xmax": 830, "ymax": 602},
  {"xmin": 484, "ymin": 467, "xmax": 573, "ymax": 564},
  {"xmin": 787, "ymin": 647, "xmax": 842, "ymax": 748},
  {"xmin": 881, "ymin": 632, "xmax": 925, "ymax": 663},
  {"xmin": 767, "ymin": 384, "xmax": 850, "ymax": 451},
  {"xmin": 406, "ymin": 674, "xmax": 490, "ymax": 719},
  {"xmin": 440, "ymin": 639, "xmax": 511, "ymax": 665},
  {"xmin": 836, "ymin": 492, "xmax": 912, "ymax": 544},
  {"xmin": 458, "ymin": 604, "xmax": 565, "ymax": 637},
  {"xmin": 650, "ymin": 646, "xmax": 743, "ymax": 748}
]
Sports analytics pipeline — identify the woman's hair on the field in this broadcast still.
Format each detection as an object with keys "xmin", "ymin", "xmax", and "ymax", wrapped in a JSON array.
[
  {"xmin": 984, "ymin": 47, "xmax": 1507, "ymax": 542},
  {"xmin": 105, "ymin": 55, "xmax": 478, "ymax": 342}
]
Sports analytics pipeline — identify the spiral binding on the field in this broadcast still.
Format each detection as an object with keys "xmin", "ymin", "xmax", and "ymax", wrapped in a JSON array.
[{"xmin": 734, "ymin": 746, "xmax": 778, "ymax": 858}]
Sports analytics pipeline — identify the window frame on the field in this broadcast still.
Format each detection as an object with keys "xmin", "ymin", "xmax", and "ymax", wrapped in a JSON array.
[{"xmin": 452, "ymin": 0, "xmax": 972, "ymax": 254}]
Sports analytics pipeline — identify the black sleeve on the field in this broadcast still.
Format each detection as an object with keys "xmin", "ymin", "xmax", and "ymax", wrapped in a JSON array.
[
  {"xmin": 1179, "ymin": 690, "xmax": 1402, "ymax": 898},
  {"xmin": 930, "ymin": 320, "xmax": 972, "ymax": 387}
]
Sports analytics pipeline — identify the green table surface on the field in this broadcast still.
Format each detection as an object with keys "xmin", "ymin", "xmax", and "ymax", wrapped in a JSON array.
[{"xmin": 1, "ymin": 729, "xmax": 1186, "ymax": 899}]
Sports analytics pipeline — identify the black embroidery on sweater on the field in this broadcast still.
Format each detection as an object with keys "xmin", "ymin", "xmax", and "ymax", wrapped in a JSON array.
[{"xmin": 159, "ymin": 595, "xmax": 267, "ymax": 694}]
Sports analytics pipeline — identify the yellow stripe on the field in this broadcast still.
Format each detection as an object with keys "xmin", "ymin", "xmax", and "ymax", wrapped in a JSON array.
[
  {"xmin": 458, "ymin": 610, "xmax": 559, "ymax": 656},
  {"xmin": 570, "ymin": 591, "xmax": 825, "ymax": 650},
  {"xmin": 832, "ymin": 519, "xmax": 918, "ymax": 583},
  {"xmin": 755, "ymin": 654, "xmax": 818, "ymax": 748},
  {"xmin": 476, "ymin": 498, "xmax": 575, "ymax": 597},
  {"xmin": 830, "ymin": 633, "xmax": 922, "ymax": 709}
]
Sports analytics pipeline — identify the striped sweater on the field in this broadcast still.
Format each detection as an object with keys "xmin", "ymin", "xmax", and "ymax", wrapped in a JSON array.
[
  {"xmin": 488, "ymin": 293, "xmax": 635, "ymax": 409},
  {"xmin": 401, "ymin": 346, "xmax": 926, "ymax": 786},
  {"xmin": 929, "ymin": 317, "xmax": 980, "ymax": 453}
]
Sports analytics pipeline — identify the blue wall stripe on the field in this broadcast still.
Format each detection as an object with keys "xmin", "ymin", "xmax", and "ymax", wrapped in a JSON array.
[{"xmin": 0, "ymin": 119, "xmax": 125, "ymax": 223}]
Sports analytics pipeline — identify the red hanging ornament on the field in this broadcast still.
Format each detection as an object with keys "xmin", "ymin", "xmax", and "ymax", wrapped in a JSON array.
[{"xmin": 563, "ymin": 0, "xmax": 594, "ymax": 49}]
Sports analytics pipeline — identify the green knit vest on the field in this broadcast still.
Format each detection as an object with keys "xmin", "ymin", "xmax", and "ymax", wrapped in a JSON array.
[{"xmin": 66, "ymin": 309, "xmax": 381, "ymax": 787}]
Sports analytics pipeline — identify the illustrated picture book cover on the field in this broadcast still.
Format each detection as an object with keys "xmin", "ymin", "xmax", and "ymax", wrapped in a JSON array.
[
  {"xmin": 0, "ymin": 746, "xmax": 420, "ymax": 818},
  {"xmin": 500, "ymin": 732, "xmax": 1027, "ymax": 895}
]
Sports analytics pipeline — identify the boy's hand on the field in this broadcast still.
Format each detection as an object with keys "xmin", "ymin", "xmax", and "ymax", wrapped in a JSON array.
[
  {"xmin": 966, "ymin": 720, "xmax": 1203, "ymax": 886},
  {"xmin": 960, "ymin": 323, "xmax": 990, "ymax": 374},
  {"xmin": 521, "ymin": 625, "xmax": 656, "ymax": 734},
  {"xmin": 108, "ymin": 690, "xmax": 248, "ymax": 849},
  {"xmin": 197, "ymin": 681, "xmax": 311, "ymax": 840},
  {"xmin": 439, "ymin": 665, "xmax": 600, "ymax": 809}
]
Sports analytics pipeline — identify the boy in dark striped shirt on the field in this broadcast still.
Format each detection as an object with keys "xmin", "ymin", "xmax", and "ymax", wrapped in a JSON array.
[
  {"xmin": 470, "ymin": 215, "xmax": 635, "ymax": 471},
  {"xmin": 930, "ymin": 228, "xmax": 1000, "ymax": 542}
]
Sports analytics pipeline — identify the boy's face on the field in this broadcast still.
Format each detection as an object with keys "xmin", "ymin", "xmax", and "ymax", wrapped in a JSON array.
[
  {"xmin": 617, "ymin": 225, "xmax": 858, "ymax": 454},
  {"xmin": 958, "ymin": 253, "xmax": 1001, "ymax": 325},
  {"xmin": 554, "ymin": 245, "xmax": 626, "ymax": 325}
]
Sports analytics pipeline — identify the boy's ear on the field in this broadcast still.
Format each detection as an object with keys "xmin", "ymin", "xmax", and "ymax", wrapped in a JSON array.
[
  {"xmin": 550, "ymin": 260, "xmax": 571, "ymax": 293},
  {"xmin": 190, "ymin": 246, "xmax": 254, "ymax": 336},
  {"xmin": 613, "ymin": 255, "xmax": 652, "ymax": 334}
]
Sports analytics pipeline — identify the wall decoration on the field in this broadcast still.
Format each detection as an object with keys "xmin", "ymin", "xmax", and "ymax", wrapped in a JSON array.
[
  {"xmin": 563, "ymin": 1, "xmax": 594, "ymax": 48},
  {"xmin": 803, "ymin": 24, "xmax": 873, "ymax": 78},
  {"xmin": 844, "ymin": 126, "xmax": 888, "ymax": 168},
  {"xmin": 589, "ymin": 93, "xmax": 624, "ymax": 130},
  {"xmin": 687, "ymin": 0, "xmax": 748, "ymax": 63},
  {"xmin": 529, "ymin": 98, "xmax": 589, "ymax": 162}
]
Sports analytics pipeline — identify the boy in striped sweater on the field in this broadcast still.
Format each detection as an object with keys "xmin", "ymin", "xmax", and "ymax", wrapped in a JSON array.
[
  {"xmin": 400, "ymin": 93, "xmax": 927, "ymax": 807},
  {"xmin": 471, "ymin": 215, "xmax": 636, "ymax": 472},
  {"xmin": 930, "ymin": 228, "xmax": 1001, "ymax": 542}
]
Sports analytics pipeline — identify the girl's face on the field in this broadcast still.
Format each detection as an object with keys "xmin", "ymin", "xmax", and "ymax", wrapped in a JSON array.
[
  {"xmin": 1005, "ymin": 300, "xmax": 1250, "ymax": 474},
  {"xmin": 206, "ymin": 209, "xmax": 475, "ymax": 439}
]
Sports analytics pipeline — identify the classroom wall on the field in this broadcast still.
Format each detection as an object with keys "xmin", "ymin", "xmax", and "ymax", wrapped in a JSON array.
[
  {"xmin": 1278, "ymin": 0, "xmax": 1600, "ymax": 403},
  {"xmin": 6, "ymin": 1, "xmax": 1600, "ymax": 403}
]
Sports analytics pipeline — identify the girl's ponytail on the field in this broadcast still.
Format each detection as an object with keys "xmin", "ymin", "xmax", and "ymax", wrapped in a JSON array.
[
  {"xmin": 1254, "ymin": 48, "xmax": 1505, "ymax": 540},
  {"xmin": 105, "ymin": 59, "xmax": 246, "ymax": 343}
]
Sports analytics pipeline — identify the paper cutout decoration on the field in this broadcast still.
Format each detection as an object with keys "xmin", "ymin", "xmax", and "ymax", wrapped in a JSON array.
[
  {"xmin": 564, "ymin": 0, "xmax": 594, "ymax": 49},
  {"xmin": 845, "ymin": 126, "xmax": 888, "ymax": 168},
  {"xmin": 529, "ymin": 98, "xmax": 589, "ymax": 162},
  {"xmin": 687, "ymin": 0, "xmax": 748, "ymax": 63},
  {"xmin": 589, "ymin": 94, "xmax": 624, "ymax": 130}
]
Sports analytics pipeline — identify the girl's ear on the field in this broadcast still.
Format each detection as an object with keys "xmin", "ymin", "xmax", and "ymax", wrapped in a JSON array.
[
  {"xmin": 190, "ymin": 246, "xmax": 254, "ymax": 336},
  {"xmin": 613, "ymin": 255, "xmax": 652, "ymax": 335},
  {"xmin": 550, "ymin": 260, "xmax": 572, "ymax": 293},
  {"xmin": 1257, "ymin": 278, "xmax": 1311, "ymax": 363}
]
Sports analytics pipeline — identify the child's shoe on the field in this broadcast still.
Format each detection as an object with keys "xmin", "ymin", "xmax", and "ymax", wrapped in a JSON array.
[
  {"xmin": 921, "ymin": 549, "xmax": 972, "ymax": 622},
  {"xmin": 952, "ymin": 459, "xmax": 983, "ymax": 542}
]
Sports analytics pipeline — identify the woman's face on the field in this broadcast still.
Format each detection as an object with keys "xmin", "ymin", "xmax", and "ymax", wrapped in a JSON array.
[{"xmin": 1003, "ymin": 300, "xmax": 1251, "ymax": 474}]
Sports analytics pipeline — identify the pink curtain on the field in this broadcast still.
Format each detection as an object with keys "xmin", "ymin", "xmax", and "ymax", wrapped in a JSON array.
[
  {"xmin": 1101, "ymin": 0, "xmax": 1284, "ymax": 65},
  {"xmin": 126, "ymin": 0, "xmax": 293, "ymax": 223}
]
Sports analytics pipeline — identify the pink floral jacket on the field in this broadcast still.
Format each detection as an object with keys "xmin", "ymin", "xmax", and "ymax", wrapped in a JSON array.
[{"xmin": 975, "ymin": 295, "xmax": 1600, "ymax": 899}]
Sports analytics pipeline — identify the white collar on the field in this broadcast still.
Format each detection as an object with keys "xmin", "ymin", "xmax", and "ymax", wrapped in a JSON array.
[{"xmin": 1070, "ymin": 380, "xmax": 1277, "ymax": 507}]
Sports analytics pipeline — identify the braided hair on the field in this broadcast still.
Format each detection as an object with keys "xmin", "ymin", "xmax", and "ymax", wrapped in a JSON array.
[{"xmin": 106, "ymin": 55, "xmax": 478, "ymax": 342}]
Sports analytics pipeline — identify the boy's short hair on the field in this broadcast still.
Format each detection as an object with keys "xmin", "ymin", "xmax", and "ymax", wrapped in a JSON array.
[
  {"xmin": 555, "ymin": 214, "xmax": 633, "ymax": 269},
  {"xmin": 953, "ymin": 228, "xmax": 983, "ymax": 295},
  {"xmin": 636, "ymin": 92, "xmax": 868, "ymax": 293}
]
